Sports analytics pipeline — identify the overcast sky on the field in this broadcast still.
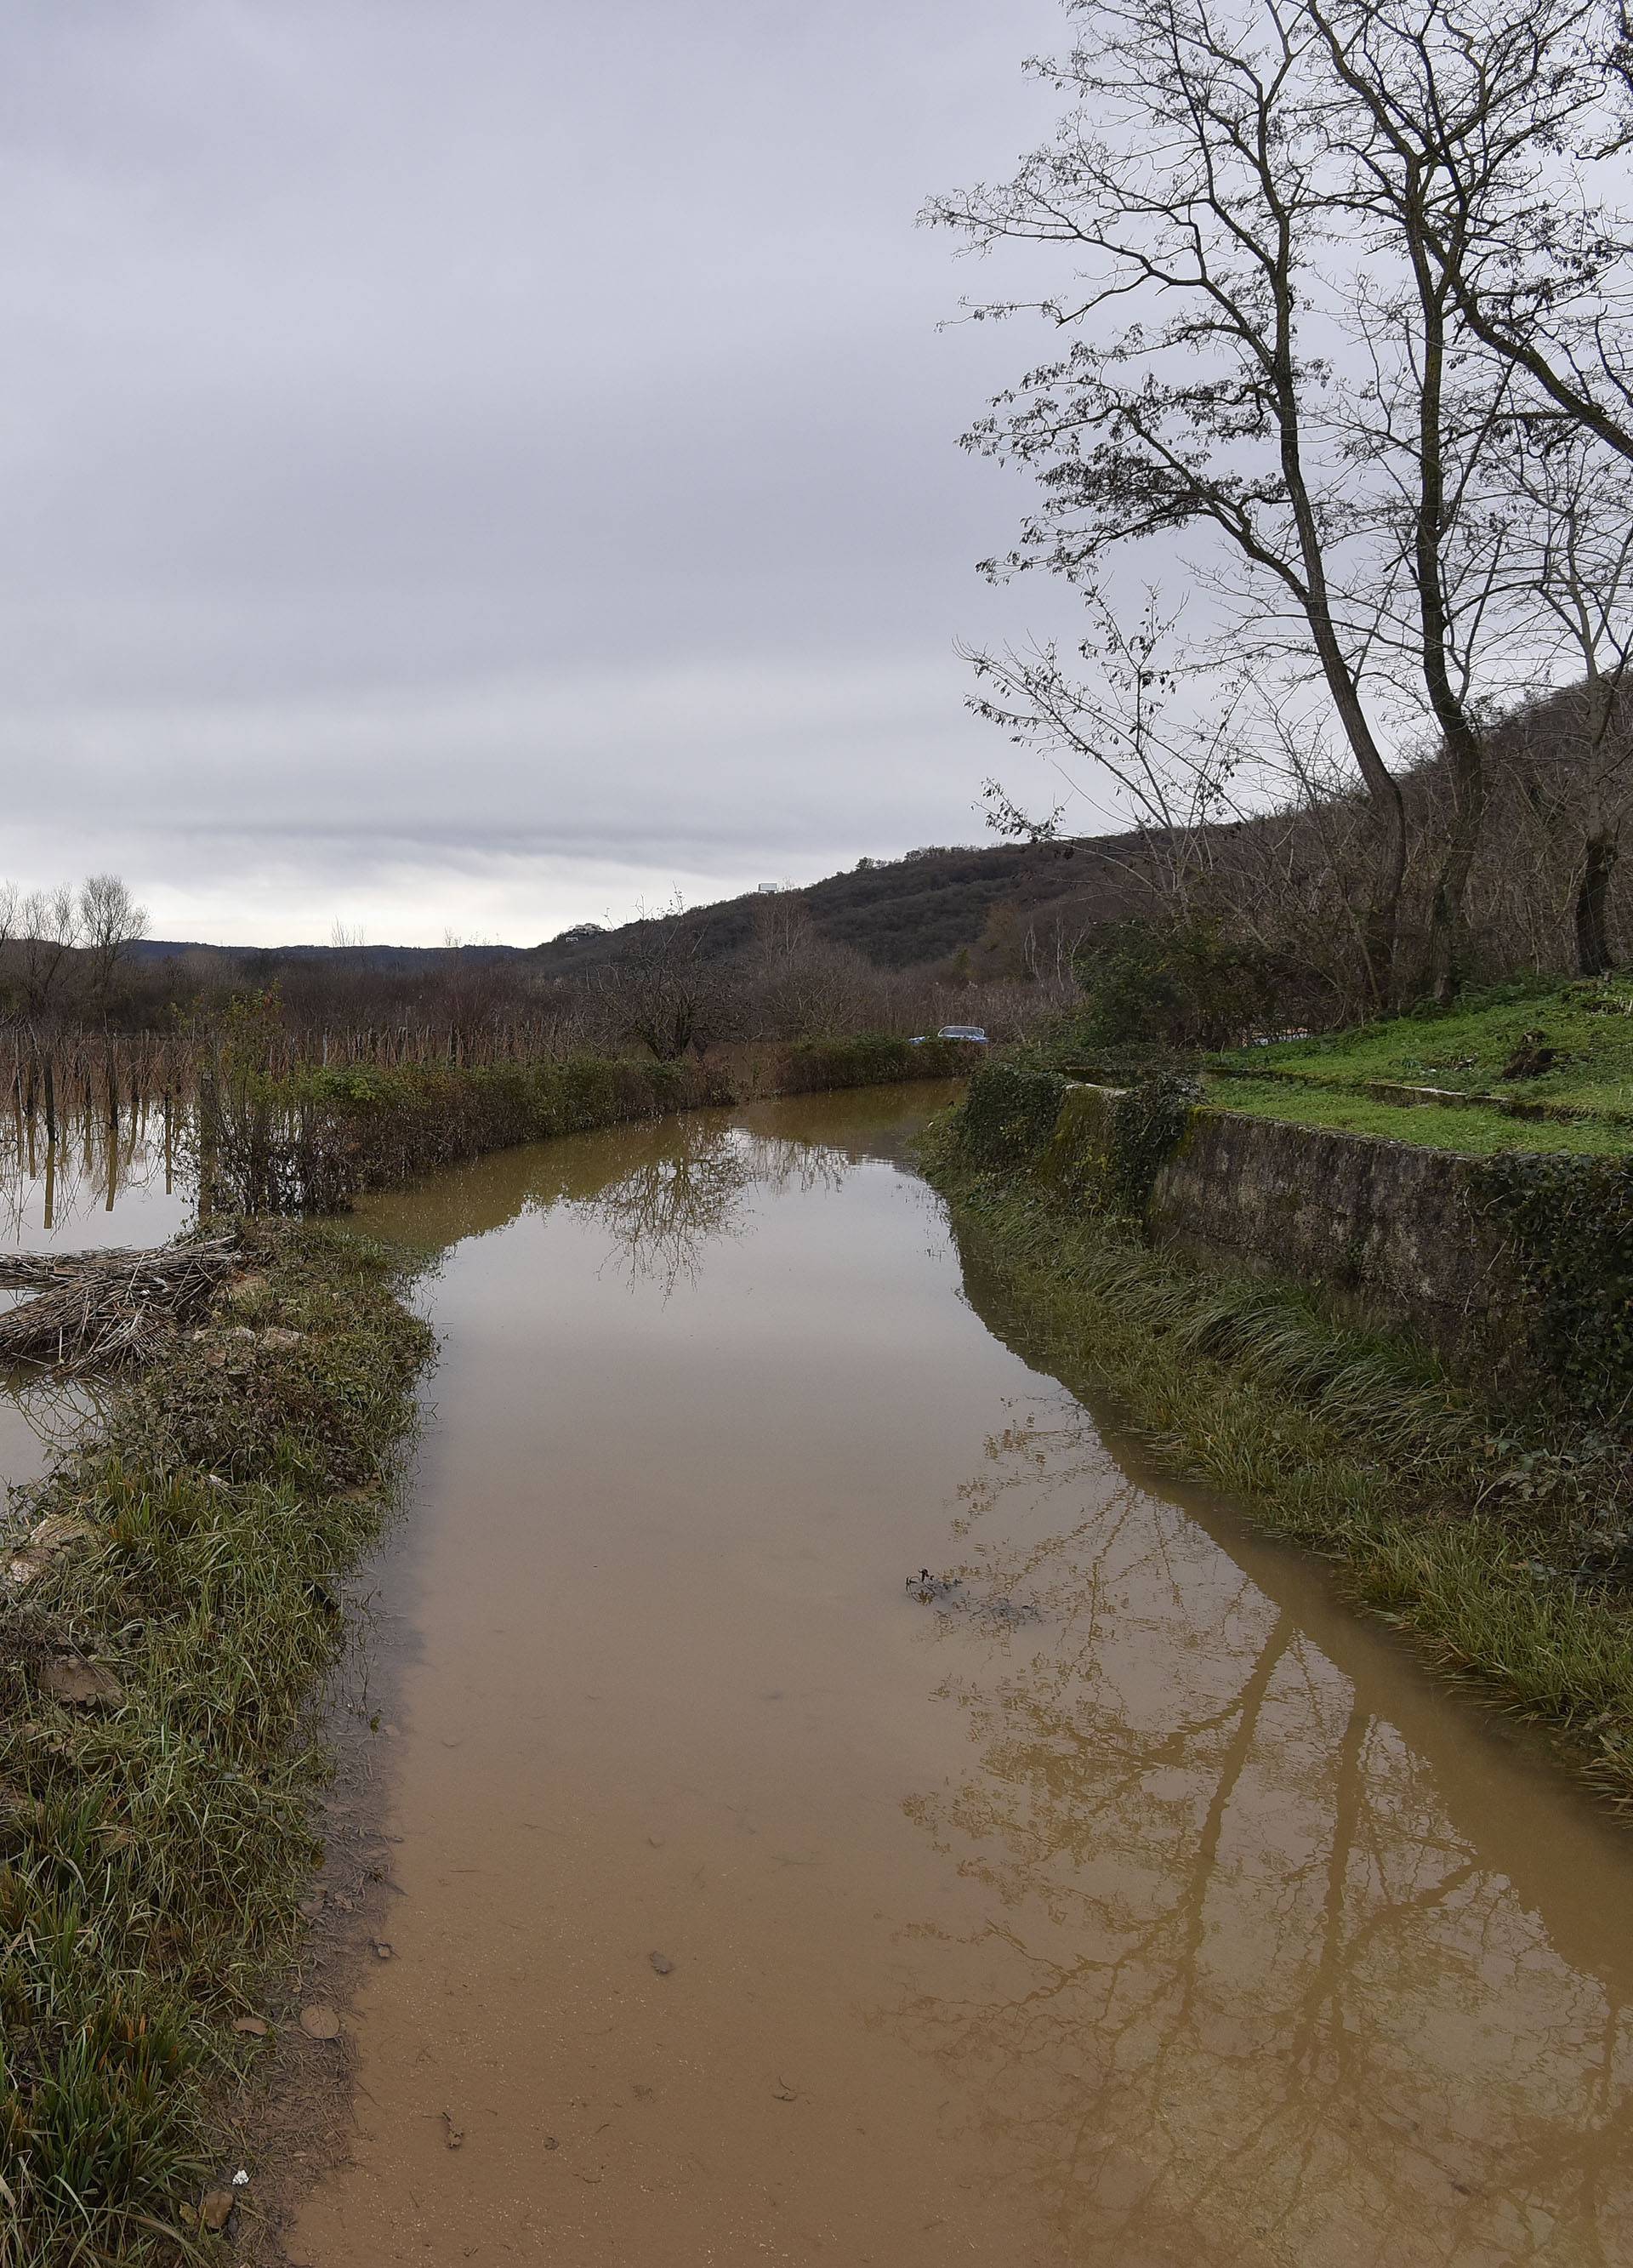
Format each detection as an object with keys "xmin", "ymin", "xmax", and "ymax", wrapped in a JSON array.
[{"xmin": 0, "ymin": 0, "xmax": 1089, "ymax": 946}]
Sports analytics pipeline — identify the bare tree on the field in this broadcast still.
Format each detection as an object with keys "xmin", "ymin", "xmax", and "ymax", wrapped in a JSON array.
[
  {"xmin": 16, "ymin": 886, "xmax": 81, "ymax": 1021},
  {"xmin": 1306, "ymin": 0, "xmax": 1632, "ymax": 466},
  {"xmin": 926, "ymin": 0, "xmax": 1633, "ymax": 1002},
  {"xmin": 925, "ymin": 0, "xmax": 1423, "ymax": 1000},
  {"xmin": 1501, "ymin": 431, "xmax": 1633, "ymax": 970},
  {"xmin": 603, "ymin": 902, "xmax": 737, "ymax": 1061},
  {"xmin": 77, "ymin": 873, "xmax": 148, "ymax": 1011},
  {"xmin": 964, "ymin": 590, "xmax": 1253, "ymax": 909},
  {"xmin": 1299, "ymin": 0, "xmax": 1633, "ymax": 989}
]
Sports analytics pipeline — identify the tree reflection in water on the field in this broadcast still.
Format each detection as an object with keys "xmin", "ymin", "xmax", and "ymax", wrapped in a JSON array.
[
  {"xmin": 572, "ymin": 1120, "xmax": 852, "ymax": 1295},
  {"xmin": 891, "ymin": 1395, "xmax": 1633, "ymax": 2266}
]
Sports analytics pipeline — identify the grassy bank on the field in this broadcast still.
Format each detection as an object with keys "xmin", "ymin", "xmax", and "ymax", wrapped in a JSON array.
[
  {"xmin": 0, "ymin": 1223, "xmax": 434, "ymax": 2265},
  {"xmin": 1208, "ymin": 975, "xmax": 1633, "ymax": 1135},
  {"xmin": 203, "ymin": 1034, "xmax": 972, "ymax": 1211},
  {"xmin": 921, "ymin": 1111, "xmax": 1633, "ymax": 1808},
  {"xmin": 1204, "ymin": 1074, "xmax": 1633, "ymax": 1154}
]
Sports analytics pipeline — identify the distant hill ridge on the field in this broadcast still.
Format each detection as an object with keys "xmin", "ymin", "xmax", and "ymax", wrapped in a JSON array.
[{"xmin": 131, "ymin": 835, "xmax": 1147, "ymax": 977}]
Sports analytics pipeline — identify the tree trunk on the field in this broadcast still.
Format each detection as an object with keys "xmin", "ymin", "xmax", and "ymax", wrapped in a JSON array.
[
  {"xmin": 1363, "ymin": 789, "xmax": 1408, "ymax": 1011},
  {"xmin": 1422, "ymin": 737, "xmax": 1488, "ymax": 1004},
  {"xmin": 1574, "ymin": 827, "xmax": 1619, "ymax": 977}
]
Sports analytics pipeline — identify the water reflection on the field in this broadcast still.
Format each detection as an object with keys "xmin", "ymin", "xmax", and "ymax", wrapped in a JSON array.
[
  {"xmin": 572, "ymin": 1121, "xmax": 855, "ymax": 1293},
  {"xmin": 575, "ymin": 1119, "xmax": 753, "ymax": 1290},
  {"xmin": 0, "ymin": 1108, "xmax": 193, "ymax": 1487},
  {"xmin": 294, "ymin": 1081, "xmax": 1633, "ymax": 2267},
  {"xmin": 356, "ymin": 1086, "xmax": 897, "ymax": 1280},
  {"xmin": 0, "ymin": 1103, "xmax": 191, "ymax": 1248},
  {"xmin": 896, "ymin": 1393, "xmax": 1633, "ymax": 2265}
]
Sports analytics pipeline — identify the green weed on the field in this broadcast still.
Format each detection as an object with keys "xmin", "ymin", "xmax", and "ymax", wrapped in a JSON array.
[{"xmin": 0, "ymin": 1224, "xmax": 433, "ymax": 2265}]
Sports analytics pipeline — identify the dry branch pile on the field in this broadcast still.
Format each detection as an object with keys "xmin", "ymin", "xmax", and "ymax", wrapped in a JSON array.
[{"xmin": 0, "ymin": 1234, "xmax": 240, "ymax": 1369}]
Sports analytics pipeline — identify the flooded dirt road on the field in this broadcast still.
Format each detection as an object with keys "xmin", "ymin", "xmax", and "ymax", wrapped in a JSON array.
[{"xmin": 288, "ymin": 1086, "xmax": 1633, "ymax": 2266}]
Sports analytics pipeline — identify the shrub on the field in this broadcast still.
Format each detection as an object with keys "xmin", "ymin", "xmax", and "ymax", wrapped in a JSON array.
[
  {"xmin": 1471, "ymin": 1152, "xmax": 1633, "ymax": 1414},
  {"xmin": 955, "ymin": 1063, "xmax": 1068, "ymax": 1171}
]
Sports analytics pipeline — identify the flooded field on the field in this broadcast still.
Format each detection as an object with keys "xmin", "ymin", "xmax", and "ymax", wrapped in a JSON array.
[
  {"xmin": 0, "ymin": 1106, "xmax": 191, "ymax": 1486},
  {"xmin": 256, "ymin": 1084, "xmax": 1633, "ymax": 2268}
]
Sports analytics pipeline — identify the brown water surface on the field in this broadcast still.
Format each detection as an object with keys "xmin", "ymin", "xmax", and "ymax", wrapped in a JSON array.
[{"xmin": 289, "ymin": 1086, "xmax": 1633, "ymax": 2266}]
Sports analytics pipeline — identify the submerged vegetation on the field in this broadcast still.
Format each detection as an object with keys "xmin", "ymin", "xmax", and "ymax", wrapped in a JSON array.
[{"xmin": 0, "ymin": 1223, "xmax": 433, "ymax": 2265}]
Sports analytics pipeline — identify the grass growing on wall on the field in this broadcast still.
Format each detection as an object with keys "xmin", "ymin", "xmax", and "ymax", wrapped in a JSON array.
[
  {"xmin": 0, "ymin": 1224, "xmax": 434, "ymax": 2265},
  {"xmin": 920, "ymin": 1114, "xmax": 1633, "ymax": 1809}
]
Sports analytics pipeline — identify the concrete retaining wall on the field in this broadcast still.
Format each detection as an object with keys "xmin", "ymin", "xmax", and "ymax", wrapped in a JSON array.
[{"xmin": 1044, "ymin": 1084, "xmax": 1520, "ymax": 1365}]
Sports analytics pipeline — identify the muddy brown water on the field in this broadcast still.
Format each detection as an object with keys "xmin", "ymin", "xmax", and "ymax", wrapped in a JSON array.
[{"xmin": 257, "ymin": 1084, "xmax": 1633, "ymax": 2265}]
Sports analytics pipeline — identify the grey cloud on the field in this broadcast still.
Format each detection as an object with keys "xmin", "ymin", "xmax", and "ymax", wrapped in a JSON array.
[{"xmin": 0, "ymin": 0, "xmax": 1076, "ymax": 941}]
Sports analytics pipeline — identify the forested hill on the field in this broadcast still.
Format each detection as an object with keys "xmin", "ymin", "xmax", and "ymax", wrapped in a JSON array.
[
  {"xmin": 528, "ymin": 835, "xmax": 1148, "ymax": 977},
  {"xmin": 131, "ymin": 834, "xmax": 1151, "ymax": 977}
]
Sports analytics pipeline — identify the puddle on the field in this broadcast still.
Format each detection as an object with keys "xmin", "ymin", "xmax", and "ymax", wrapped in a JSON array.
[{"xmin": 236, "ymin": 1082, "xmax": 1633, "ymax": 2264}]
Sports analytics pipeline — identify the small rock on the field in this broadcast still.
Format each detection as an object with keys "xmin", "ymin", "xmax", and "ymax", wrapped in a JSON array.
[
  {"xmin": 299, "ymin": 2004, "xmax": 342, "ymax": 2041},
  {"xmin": 39, "ymin": 1654, "xmax": 122, "ymax": 1708},
  {"xmin": 371, "ymin": 1940, "xmax": 394, "ymax": 1960},
  {"xmin": 199, "ymin": 2188, "xmax": 236, "ymax": 2232},
  {"xmin": 649, "ymin": 1952, "xmax": 674, "ymax": 1976},
  {"xmin": 5, "ymin": 1514, "xmax": 97, "ymax": 1593},
  {"xmin": 259, "ymin": 1326, "xmax": 305, "ymax": 1350},
  {"xmin": 232, "ymin": 2016, "xmax": 268, "ymax": 2037}
]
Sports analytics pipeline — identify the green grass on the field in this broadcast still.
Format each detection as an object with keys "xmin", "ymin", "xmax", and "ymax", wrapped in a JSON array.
[
  {"xmin": 921, "ymin": 1121, "xmax": 1633, "ymax": 1801},
  {"xmin": 0, "ymin": 1224, "xmax": 434, "ymax": 2265},
  {"xmin": 1210, "ymin": 974, "xmax": 1633, "ymax": 1121},
  {"xmin": 1207, "ymin": 1075, "xmax": 1633, "ymax": 1154}
]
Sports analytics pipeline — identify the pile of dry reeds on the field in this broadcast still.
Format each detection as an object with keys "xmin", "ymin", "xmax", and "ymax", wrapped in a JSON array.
[{"xmin": 0, "ymin": 1234, "xmax": 240, "ymax": 1368}]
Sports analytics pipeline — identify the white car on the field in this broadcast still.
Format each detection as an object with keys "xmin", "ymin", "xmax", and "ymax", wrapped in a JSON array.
[{"xmin": 910, "ymin": 1025, "xmax": 989, "ymax": 1045}]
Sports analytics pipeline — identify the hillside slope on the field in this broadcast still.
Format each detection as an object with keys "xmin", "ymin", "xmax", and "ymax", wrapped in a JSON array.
[
  {"xmin": 123, "ymin": 834, "xmax": 1149, "ymax": 979},
  {"xmin": 529, "ymin": 835, "xmax": 1147, "ymax": 978}
]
